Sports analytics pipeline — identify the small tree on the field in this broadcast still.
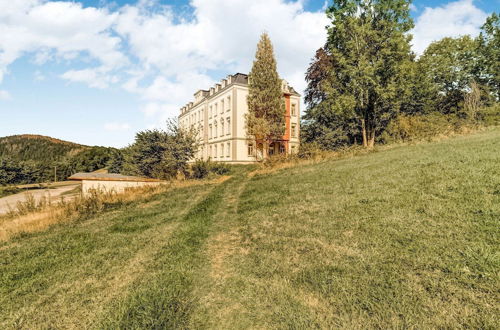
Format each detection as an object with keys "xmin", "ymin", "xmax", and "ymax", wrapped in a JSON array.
[
  {"xmin": 126, "ymin": 119, "xmax": 197, "ymax": 180},
  {"xmin": 246, "ymin": 32, "xmax": 285, "ymax": 159}
]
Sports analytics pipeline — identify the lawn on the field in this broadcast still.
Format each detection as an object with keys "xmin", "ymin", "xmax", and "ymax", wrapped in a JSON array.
[{"xmin": 1, "ymin": 129, "xmax": 499, "ymax": 328}]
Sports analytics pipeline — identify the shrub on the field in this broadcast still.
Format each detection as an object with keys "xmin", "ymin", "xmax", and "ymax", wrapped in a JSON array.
[
  {"xmin": 481, "ymin": 103, "xmax": 500, "ymax": 126},
  {"xmin": 209, "ymin": 162, "xmax": 230, "ymax": 175},
  {"xmin": 380, "ymin": 113, "xmax": 467, "ymax": 143},
  {"xmin": 297, "ymin": 142, "xmax": 324, "ymax": 159},
  {"xmin": 191, "ymin": 159, "xmax": 210, "ymax": 179}
]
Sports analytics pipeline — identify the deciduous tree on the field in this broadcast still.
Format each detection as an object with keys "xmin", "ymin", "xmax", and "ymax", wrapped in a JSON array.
[{"xmin": 322, "ymin": 0, "xmax": 414, "ymax": 148}]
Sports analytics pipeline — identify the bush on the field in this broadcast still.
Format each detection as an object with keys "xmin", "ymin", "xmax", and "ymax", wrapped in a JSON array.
[
  {"xmin": 190, "ymin": 159, "xmax": 210, "ymax": 179},
  {"xmin": 188, "ymin": 160, "xmax": 230, "ymax": 179},
  {"xmin": 209, "ymin": 162, "xmax": 230, "ymax": 175},
  {"xmin": 481, "ymin": 103, "xmax": 500, "ymax": 126},
  {"xmin": 380, "ymin": 113, "xmax": 467, "ymax": 143},
  {"xmin": 297, "ymin": 142, "xmax": 323, "ymax": 159}
]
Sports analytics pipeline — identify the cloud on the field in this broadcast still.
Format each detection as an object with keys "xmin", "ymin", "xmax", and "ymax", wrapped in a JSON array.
[
  {"xmin": 61, "ymin": 67, "xmax": 118, "ymax": 89},
  {"xmin": 0, "ymin": 0, "xmax": 127, "ymax": 82},
  {"xmin": 104, "ymin": 122, "xmax": 131, "ymax": 131},
  {"xmin": 411, "ymin": 0, "xmax": 488, "ymax": 55},
  {"xmin": 0, "ymin": 90, "xmax": 11, "ymax": 100},
  {"xmin": 1, "ymin": 0, "xmax": 328, "ymax": 126},
  {"xmin": 116, "ymin": 0, "xmax": 328, "ymax": 123}
]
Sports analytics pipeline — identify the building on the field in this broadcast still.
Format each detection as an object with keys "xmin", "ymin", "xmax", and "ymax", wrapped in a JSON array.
[
  {"xmin": 178, "ymin": 73, "xmax": 300, "ymax": 163},
  {"xmin": 68, "ymin": 173, "xmax": 164, "ymax": 196}
]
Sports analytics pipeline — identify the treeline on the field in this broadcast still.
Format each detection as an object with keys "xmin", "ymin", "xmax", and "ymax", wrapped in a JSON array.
[
  {"xmin": 0, "ymin": 146, "xmax": 118, "ymax": 185},
  {"xmin": 302, "ymin": 2, "xmax": 499, "ymax": 150}
]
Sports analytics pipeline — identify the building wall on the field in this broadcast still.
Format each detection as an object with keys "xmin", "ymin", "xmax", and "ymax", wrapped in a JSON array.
[
  {"xmin": 179, "ymin": 78, "xmax": 300, "ymax": 163},
  {"xmin": 81, "ymin": 180, "xmax": 162, "ymax": 197}
]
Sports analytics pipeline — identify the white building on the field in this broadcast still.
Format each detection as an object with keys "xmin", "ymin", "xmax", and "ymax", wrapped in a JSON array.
[{"xmin": 179, "ymin": 73, "xmax": 300, "ymax": 163}]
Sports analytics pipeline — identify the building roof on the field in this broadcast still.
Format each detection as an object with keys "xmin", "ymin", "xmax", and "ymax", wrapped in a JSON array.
[
  {"xmin": 179, "ymin": 72, "xmax": 300, "ymax": 116},
  {"xmin": 68, "ymin": 173, "xmax": 163, "ymax": 182}
]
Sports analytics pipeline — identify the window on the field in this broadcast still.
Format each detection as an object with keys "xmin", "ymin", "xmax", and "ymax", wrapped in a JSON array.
[
  {"xmin": 214, "ymin": 104, "xmax": 218, "ymax": 116},
  {"xmin": 291, "ymin": 145, "xmax": 296, "ymax": 154},
  {"xmin": 279, "ymin": 143, "xmax": 286, "ymax": 154},
  {"xmin": 209, "ymin": 124, "xmax": 212, "ymax": 139},
  {"xmin": 214, "ymin": 122, "xmax": 218, "ymax": 138},
  {"xmin": 227, "ymin": 142, "xmax": 231, "ymax": 158},
  {"xmin": 291, "ymin": 124, "xmax": 297, "ymax": 138},
  {"xmin": 247, "ymin": 143, "xmax": 254, "ymax": 156},
  {"xmin": 226, "ymin": 117, "xmax": 230, "ymax": 135},
  {"xmin": 221, "ymin": 100, "xmax": 224, "ymax": 114},
  {"xmin": 291, "ymin": 104, "xmax": 296, "ymax": 116},
  {"xmin": 214, "ymin": 144, "xmax": 217, "ymax": 158},
  {"xmin": 221, "ymin": 119, "xmax": 224, "ymax": 137},
  {"xmin": 209, "ymin": 106, "xmax": 212, "ymax": 118},
  {"xmin": 220, "ymin": 143, "xmax": 224, "ymax": 158},
  {"xmin": 209, "ymin": 146, "xmax": 212, "ymax": 158},
  {"xmin": 227, "ymin": 96, "xmax": 231, "ymax": 111}
]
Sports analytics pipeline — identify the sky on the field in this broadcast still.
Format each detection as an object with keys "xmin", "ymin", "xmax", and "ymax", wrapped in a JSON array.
[{"xmin": 0, "ymin": 0, "xmax": 497, "ymax": 147}]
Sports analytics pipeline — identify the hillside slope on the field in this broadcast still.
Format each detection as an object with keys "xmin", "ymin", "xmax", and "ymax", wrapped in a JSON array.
[
  {"xmin": 1, "ymin": 129, "xmax": 499, "ymax": 328},
  {"xmin": 0, "ymin": 135, "xmax": 117, "ymax": 184},
  {"xmin": 0, "ymin": 134, "xmax": 88, "ymax": 162}
]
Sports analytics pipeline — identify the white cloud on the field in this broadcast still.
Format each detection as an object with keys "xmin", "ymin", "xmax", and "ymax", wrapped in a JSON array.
[
  {"xmin": 104, "ymin": 122, "xmax": 131, "ymax": 131},
  {"xmin": 0, "ymin": 90, "xmax": 11, "ymax": 100},
  {"xmin": 115, "ymin": 0, "xmax": 328, "ymax": 123},
  {"xmin": 0, "ymin": 0, "xmax": 328, "ymax": 125},
  {"xmin": 61, "ymin": 67, "xmax": 118, "ymax": 89},
  {"xmin": 0, "ymin": 0, "xmax": 127, "ymax": 82},
  {"xmin": 411, "ymin": 0, "xmax": 488, "ymax": 55}
]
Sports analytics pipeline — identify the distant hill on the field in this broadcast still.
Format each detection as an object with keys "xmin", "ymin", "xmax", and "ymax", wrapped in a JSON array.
[
  {"xmin": 0, "ymin": 134, "xmax": 89, "ymax": 163},
  {"xmin": 0, "ymin": 135, "xmax": 119, "ymax": 184}
]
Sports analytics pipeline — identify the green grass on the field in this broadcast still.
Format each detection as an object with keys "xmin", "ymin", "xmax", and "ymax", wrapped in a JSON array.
[{"xmin": 1, "ymin": 129, "xmax": 499, "ymax": 328}]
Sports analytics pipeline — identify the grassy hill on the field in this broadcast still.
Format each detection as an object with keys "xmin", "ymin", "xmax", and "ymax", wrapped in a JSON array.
[
  {"xmin": 1, "ymin": 129, "xmax": 499, "ymax": 328},
  {"xmin": 0, "ymin": 134, "xmax": 88, "ymax": 162}
]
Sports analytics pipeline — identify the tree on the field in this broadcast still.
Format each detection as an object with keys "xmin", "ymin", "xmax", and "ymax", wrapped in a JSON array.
[
  {"xmin": 477, "ymin": 13, "xmax": 500, "ymax": 99},
  {"xmin": 418, "ymin": 36, "xmax": 480, "ymax": 115},
  {"xmin": 322, "ymin": 0, "xmax": 414, "ymax": 148},
  {"xmin": 302, "ymin": 47, "xmax": 360, "ymax": 149},
  {"xmin": 246, "ymin": 32, "xmax": 285, "ymax": 158},
  {"xmin": 126, "ymin": 120, "xmax": 197, "ymax": 180}
]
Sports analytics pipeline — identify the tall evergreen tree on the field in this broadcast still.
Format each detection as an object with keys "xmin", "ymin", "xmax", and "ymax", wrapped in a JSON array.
[
  {"xmin": 318, "ymin": 0, "xmax": 414, "ymax": 148},
  {"xmin": 246, "ymin": 33, "xmax": 285, "ymax": 157}
]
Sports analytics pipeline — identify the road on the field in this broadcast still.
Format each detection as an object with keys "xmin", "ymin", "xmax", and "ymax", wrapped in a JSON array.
[{"xmin": 0, "ymin": 184, "xmax": 80, "ymax": 216}]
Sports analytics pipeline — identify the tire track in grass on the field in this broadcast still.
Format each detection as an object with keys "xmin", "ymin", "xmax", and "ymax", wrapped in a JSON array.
[{"xmin": 100, "ymin": 178, "xmax": 231, "ymax": 329}]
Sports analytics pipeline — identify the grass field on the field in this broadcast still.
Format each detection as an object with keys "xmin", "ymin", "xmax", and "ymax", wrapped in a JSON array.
[{"xmin": 1, "ymin": 129, "xmax": 499, "ymax": 328}]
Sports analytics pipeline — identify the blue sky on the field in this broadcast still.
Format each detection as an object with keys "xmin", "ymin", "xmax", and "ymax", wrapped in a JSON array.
[{"xmin": 0, "ymin": 0, "xmax": 497, "ymax": 147}]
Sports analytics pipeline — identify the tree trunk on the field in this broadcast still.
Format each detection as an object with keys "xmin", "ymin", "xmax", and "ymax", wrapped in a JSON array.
[
  {"xmin": 361, "ymin": 118, "xmax": 368, "ymax": 148},
  {"xmin": 367, "ymin": 129, "xmax": 375, "ymax": 148}
]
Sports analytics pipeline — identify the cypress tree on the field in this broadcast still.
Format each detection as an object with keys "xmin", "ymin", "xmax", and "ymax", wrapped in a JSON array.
[{"xmin": 246, "ymin": 33, "xmax": 285, "ymax": 158}]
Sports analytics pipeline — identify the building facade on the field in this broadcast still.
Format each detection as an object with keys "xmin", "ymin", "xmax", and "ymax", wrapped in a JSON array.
[{"xmin": 179, "ymin": 73, "xmax": 300, "ymax": 163}]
